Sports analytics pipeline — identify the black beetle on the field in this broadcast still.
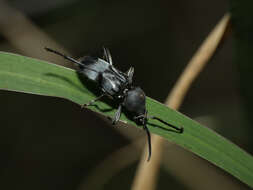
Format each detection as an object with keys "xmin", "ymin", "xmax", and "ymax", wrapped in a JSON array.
[{"xmin": 45, "ymin": 47, "xmax": 183, "ymax": 161}]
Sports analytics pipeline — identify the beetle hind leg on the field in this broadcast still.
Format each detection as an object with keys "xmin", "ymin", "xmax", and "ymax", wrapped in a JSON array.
[{"xmin": 81, "ymin": 94, "xmax": 105, "ymax": 108}]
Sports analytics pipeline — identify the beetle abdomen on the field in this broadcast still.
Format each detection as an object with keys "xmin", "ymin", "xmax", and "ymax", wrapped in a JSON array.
[{"xmin": 79, "ymin": 57, "xmax": 110, "ymax": 81}]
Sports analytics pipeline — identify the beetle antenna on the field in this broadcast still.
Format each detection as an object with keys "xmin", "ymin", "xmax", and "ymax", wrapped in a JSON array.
[
  {"xmin": 45, "ymin": 47, "xmax": 83, "ymax": 67},
  {"xmin": 143, "ymin": 123, "xmax": 152, "ymax": 161},
  {"xmin": 149, "ymin": 116, "xmax": 184, "ymax": 133},
  {"xmin": 45, "ymin": 47, "xmax": 99, "ymax": 73}
]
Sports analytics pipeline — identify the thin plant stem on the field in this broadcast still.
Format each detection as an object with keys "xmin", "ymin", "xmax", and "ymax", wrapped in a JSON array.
[
  {"xmin": 131, "ymin": 13, "xmax": 231, "ymax": 190},
  {"xmin": 0, "ymin": 0, "xmax": 72, "ymax": 67}
]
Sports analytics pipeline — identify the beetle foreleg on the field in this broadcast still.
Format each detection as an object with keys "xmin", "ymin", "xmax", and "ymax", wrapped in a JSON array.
[{"xmin": 82, "ymin": 94, "xmax": 105, "ymax": 108}]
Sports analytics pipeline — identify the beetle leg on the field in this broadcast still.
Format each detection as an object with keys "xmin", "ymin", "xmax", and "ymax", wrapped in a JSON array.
[
  {"xmin": 112, "ymin": 104, "xmax": 122, "ymax": 125},
  {"xmin": 82, "ymin": 94, "xmax": 105, "ymax": 108},
  {"xmin": 126, "ymin": 67, "xmax": 134, "ymax": 83},
  {"xmin": 148, "ymin": 115, "xmax": 183, "ymax": 133},
  {"xmin": 103, "ymin": 47, "xmax": 113, "ymax": 65},
  {"xmin": 133, "ymin": 114, "xmax": 145, "ymax": 120}
]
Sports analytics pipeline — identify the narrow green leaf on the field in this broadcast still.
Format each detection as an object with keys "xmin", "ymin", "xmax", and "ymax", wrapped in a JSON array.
[{"xmin": 0, "ymin": 52, "xmax": 253, "ymax": 187}]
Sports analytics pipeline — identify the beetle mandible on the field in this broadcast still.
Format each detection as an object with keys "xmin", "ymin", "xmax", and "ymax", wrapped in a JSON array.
[{"xmin": 45, "ymin": 47, "xmax": 183, "ymax": 161}]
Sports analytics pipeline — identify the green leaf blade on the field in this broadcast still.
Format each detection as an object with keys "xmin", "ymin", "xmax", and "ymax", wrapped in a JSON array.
[{"xmin": 0, "ymin": 51, "xmax": 253, "ymax": 187}]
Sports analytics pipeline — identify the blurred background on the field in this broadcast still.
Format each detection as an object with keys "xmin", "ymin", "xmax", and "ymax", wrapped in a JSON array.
[{"xmin": 0, "ymin": 0, "xmax": 252, "ymax": 189}]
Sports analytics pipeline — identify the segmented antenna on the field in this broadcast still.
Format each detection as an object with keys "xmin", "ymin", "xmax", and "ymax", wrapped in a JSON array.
[{"xmin": 45, "ymin": 47, "xmax": 99, "ymax": 73}]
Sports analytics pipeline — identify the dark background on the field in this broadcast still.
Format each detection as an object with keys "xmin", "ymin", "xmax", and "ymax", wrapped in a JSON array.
[{"xmin": 0, "ymin": 0, "xmax": 252, "ymax": 189}]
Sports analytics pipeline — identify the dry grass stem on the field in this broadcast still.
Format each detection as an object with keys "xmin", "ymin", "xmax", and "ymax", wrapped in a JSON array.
[
  {"xmin": 0, "ymin": 0, "xmax": 72, "ymax": 67},
  {"xmin": 131, "ymin": 13, "xmax": 231, "ymax": 190}
]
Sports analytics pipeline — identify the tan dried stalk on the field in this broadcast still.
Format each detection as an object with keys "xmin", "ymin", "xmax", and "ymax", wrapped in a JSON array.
[
  {"xmin": 131, "ymin": 13, "xmax": 231, "ymax": 190},
  {"xmin": 0, "ymin": 0, "xmax": 71, "ymax": 67}
]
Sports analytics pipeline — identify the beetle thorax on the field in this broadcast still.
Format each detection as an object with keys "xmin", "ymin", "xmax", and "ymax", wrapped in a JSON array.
[{"xmin": 123, "ymin": 87, "xmax": 146, "ymax": 116}]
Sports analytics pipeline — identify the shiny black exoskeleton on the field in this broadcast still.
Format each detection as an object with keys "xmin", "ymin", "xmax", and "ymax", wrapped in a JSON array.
[{"xmin": 45, "ymin": 47, "xmax": 183, "ymax": 161}]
